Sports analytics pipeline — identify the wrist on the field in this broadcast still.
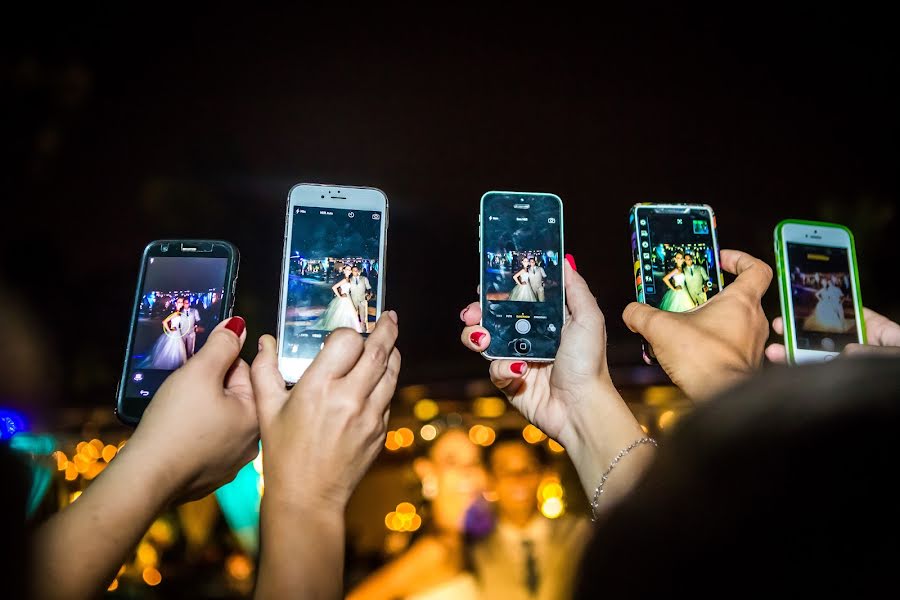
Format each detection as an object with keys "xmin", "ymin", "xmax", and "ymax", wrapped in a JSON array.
[{"xmin": 561, "ymin": 377, "xmax": 653, "ymax": 502}]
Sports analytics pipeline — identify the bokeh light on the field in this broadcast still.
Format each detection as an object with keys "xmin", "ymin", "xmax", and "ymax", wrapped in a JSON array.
[
  {"xmin": 413, "ymin": 399, "xmax": 440, "ymax": 421},
  {"xmin": 102, "ymin": 444, "xmax": 118, "ymax": 462},
  {"xmin": 142, "ymin": 567, "xmax": 162, "ymax": 586},
  {"xmin": 468, "ymin": 424, "xmax": 496, "ymax": 447},
  {"xmin": 658, "ymin": 409, "xmax": 678, "ymax": 430},
  {"xmin": 384, "ymin": 502, "xmax": 423, "ymax": 532},
  {"xmin": 473, "ymin": 396, "xmax": 506, "ymax": 418},
  {"xmin": 522, "ymin": 424, "xmax": 548, "ymax": 444},
  {"xmin": 540, "ymin": 496, "xmax": 565, "ymax": 519},
  {"xmin": 226, "ymin": 553, "xmax": 253, "ymax": 581},
  {"xmin": 419, "ymin": 424, "xmax": 437, "ymax": 441},
  {"xmin": 107, "ymin": 579, "xmax": 118, "ymax": 592},
  {"xmin": 547, "ymin": 439, "xmax": 565, "ymax": 453}
]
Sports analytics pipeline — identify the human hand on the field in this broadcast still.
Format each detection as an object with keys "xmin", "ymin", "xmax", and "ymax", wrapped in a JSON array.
[
  {"xmin": 461, "ymin": 256, "xmax": 647, "ymax": 501},
  {"xmin": 765, "ymin": 307, "xmax": 900, "ymax": 362},
  {"xmin": 124, "ymin": 317, "xmax": 260, "ymax": 503},
  {"xmin": 251, "ymin": 313, "xmax": 401, "ymax": 510},
  {"xmin": 623, "ymin": 250, "xmax": 773, "ymax": 401}
]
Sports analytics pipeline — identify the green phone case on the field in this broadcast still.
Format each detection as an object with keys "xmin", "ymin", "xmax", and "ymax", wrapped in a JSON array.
[{"xmin": 773, "ymin": 219, "xmax": 866, "ymax": 364}]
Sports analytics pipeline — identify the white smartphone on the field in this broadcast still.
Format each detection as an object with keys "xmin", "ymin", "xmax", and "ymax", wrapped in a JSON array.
[
  {"xmin": 277, "ymin": 183, "xmax": 388, "ymax": 383},
  {"xmin": 774, "ymin": 219, "xmax": 866, "ymax": 364}
]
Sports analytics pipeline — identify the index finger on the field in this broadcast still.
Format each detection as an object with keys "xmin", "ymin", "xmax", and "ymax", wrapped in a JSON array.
[
  {"xmin": 719, "ymin": 249, "xmax": 773, "ymax": 300},
  {"xmin": 345, "ymin": 311, "xmax": 400, "ymax": 396}
]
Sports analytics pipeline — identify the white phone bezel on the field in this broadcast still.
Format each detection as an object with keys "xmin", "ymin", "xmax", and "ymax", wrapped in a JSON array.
[
  {"xmin": 277, "ymin": 183, "xmax": 388, "ymax": 383},
  {"xmin": 779, "ymin": 222, "xmax": 862, "ymax": 364}
]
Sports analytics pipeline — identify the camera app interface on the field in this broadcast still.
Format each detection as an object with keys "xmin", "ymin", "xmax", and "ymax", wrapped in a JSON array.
[
  {"xmin": 787, "ymin": 243, "xmax": 858, "ymax": 352},
  {"xmin": 281, "ymin": 205, "xmax": 383, "ymax": 362},
  {"xmin": 633, "ymin": 207, "xmax": 720, "ymax": 313},
  {"xmin": 482, "ymin": 193, "xmax": 563, "ymax": 359},
  {"xmin": 125, "ymin": 256, "xmax": 228, "ymax": 399}
]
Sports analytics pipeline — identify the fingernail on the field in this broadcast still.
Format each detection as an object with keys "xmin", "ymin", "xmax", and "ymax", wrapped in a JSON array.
[
  {"xmin": 470, "ymin": 331, "xmax": 486, "ymax": 346},
  {"xmin": 510, "ymin": 361, "xmax": 527, "ymax": 375},
  {"xmin": 258, "ymin": 341, "xmax": 263, "ymax": 352},
  {"xmin": 565, "ymin": 254, "xmax": 577, "ymax": 271},
  {"xmin": 225, "ymin": 316, "xmax": 246, "ymax": 337},
  {"xmin": 460, "ymin": 306, "xmax": 469, "ymax": 321},
  {"xmin": 385, "ymin": 310, "xmax": 398, "ymax": 324}
]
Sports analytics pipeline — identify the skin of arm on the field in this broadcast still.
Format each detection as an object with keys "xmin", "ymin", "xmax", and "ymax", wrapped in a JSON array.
[
  {"xmin": 30, "ymin": 318, "xmax": 259, "ymax": 600},
  {"xmin": 251, "ymin": 315, "xmax": 401, "ymax": 600},
  {"xmin": 662, "ymin": 268, "xmax": 679, "ymax": 291},
  {"xmin": 162, "ymin": 311, "xmax": 177, "ymax": 332},
  {"xmin": 513, "ymin": 268, "xmax": 527, "ymax": 285},
  {"xmin": 346, "ymin": 537, "xmax": 460, "ymax": 600}
]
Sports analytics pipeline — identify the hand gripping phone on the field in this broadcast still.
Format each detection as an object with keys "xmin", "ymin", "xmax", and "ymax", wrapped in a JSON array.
[{"xmin": 116, "ymin": 240, "xmax": 239, "ymax": 425}]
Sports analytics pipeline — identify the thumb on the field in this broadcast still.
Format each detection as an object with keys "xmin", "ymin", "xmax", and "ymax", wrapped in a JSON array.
[
  {"xmin": 622, "ymin": 302, "xmax": 663, "ymax": 342},
  {"xmin": 190, "ymin": 316, "xmax": 246, "ymax": 380},
  {"xmin": 250, "ymin": 334, "xmax": 289, "ymax": 422}
]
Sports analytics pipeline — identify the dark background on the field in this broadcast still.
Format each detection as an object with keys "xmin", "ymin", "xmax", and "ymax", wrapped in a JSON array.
[{"xmin": 3, "ymin": 6, "xmax": 897, "ymax": 409}]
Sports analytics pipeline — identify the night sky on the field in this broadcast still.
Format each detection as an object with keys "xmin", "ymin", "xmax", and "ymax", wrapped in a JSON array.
[{"xmin": 3, "ymin": 7, "xmax": 897, "ymax": 407}]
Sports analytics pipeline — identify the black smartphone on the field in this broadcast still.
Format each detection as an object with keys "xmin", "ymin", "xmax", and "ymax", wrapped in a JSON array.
[
  {"xmin": 116, "ymin": 240, "xmax": 239, "ymax": 425},
  {"xmin": 480, "ymin": 191, "xmax": 565, "ymax": 361},
  {"xmin": 629, "ymin": 203, "xmax": 724, "ymax": 364}
]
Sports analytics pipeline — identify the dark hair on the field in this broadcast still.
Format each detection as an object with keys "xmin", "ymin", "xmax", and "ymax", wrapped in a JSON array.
[
  {"xmin": 484, "ymin": 428, "xmax": 549, "ymax": 470},
  {"xmin": 575, "ymin": 357, "xmax": 900, "ymax": 597}
]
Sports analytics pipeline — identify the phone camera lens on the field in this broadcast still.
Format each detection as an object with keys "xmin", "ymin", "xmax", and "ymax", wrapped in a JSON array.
[{"xmin": 161, "ymin": 244, "xmax": 169, "ymax": 252}]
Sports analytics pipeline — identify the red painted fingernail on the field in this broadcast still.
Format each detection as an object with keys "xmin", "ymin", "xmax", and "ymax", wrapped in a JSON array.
[
  {"xmin": 565, "ymin": 254, "xmax": 577, "ymax": 271},
  {"xmin": 225, "ymin": 316, "xmax": 246, "ymax": 337},
  {"xmin": 460, "ymin": 306, "xmax": 470, "ymax": 321},
  {"xmin": 510, "ymin": 361, "xmax": 527, "ymax": 375},
  {"xmin": 470, "ymin": 331, "xmax": 486, "ymax": 346}
]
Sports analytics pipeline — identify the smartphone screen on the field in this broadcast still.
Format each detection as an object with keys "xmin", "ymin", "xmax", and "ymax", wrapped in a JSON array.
[
  {"xmin": 632, "ymin": 205, "xmax": 722, "ymax": 313},
  {"xmin": 786, "ymin": 243, "xmax": 859, "ymax": 353},
  {"xmin": 119, "ymin": 242, "xmax": 237, "ymax": 423},
  {"xmin": 278, "ymin": 190, "xmax": 386, "ymax": 381},
  {"xmin": 481, "ymin": 192, "xmax": 564, "ymax": 360}
]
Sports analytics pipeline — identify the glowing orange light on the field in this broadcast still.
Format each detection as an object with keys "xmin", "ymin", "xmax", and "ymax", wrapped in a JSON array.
[
  {"xmin": 413, "ymin": 399, "xmax": 440, "ymax": 421},
  {"xmin": 473, "ymin": 396, "xmax": 506, "ymax": 418},
  {"xmin": 148, "ymin": 520, "xmax": 174, "ymax": 546},
  {"xmin": 142, "ymin": 567, "xmax": 162, "ymax": 586},
  {"xmin": 547, "ymin": 439, "xmax": 565, "ymax": 453},
  {"xmin": 74, "ymin": 454, "xmax": 91, "ymax": 473},
  {"xmin": 90, "ymin": 438, "xmax": 104, "ymax": 453},
  {"xmin": 396, "ymin": 502, "xmax": 416, "ymax": 515},
  {"xmin": 409, "ymin": 514, "xmax": 422, "ymax": 531},
  {"xmin": 137, "ymin": 542, "xmax": 158, "ymax": 567},
  {"xmin": 107, "ymin": 579, "xmax": 119, "ymax": 591},
  {"xmin": 522, "ymin": 425, "xmax": 547, "ymax": 444},
  {"xmin": 65, "ymin": 463, "xmax": 78, "ymax": 481},
  {"xmin": 117, "ymin": 440, "xmax": 127, "ymax": 450},
  {"xmin": 226, "ymin": 553, "xmax": 253, "ymax": 581},
  {"xmin": 469, "ymin": 424, "xmax": 496, "ymax": 446},
  {"xmin": 658, "ymin": 410, "xmax": 677, "ymax": 430},
  {"xmin": 385, "ymin": 431, "xmax": 400, "ymax": 451},
  {"xmin": 640, "ymin": 424, "xmax": 649, "ymax": 434},
  {"xmin": 76, "ymin": 441, "xmax": 88, "ymax": 454},
  {"xmin": 85, "ymin": 461, "xmax": 105, "ymax": 480},
  {"xmin": 396, "ymin": 428, "xmax": 415, "ymax": 448},
  {"xmin": 69, "ymin": 491, "xmax": 82, "ymax": 503},
  {"xmin": 102, "ymin": 445, "xmax": 118, "ymax": 462},
  {"xmin": 82, "ymin": 444, "xmax": 100, "ymax": 461},
  {"xmin": 53, "ymin": 451, "xmax": 68, "ymax": 471}
]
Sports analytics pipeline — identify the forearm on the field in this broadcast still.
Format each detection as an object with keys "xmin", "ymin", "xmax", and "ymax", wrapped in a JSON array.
[
  {"xmin": 255, "ymin": 493, "xmax": 345, "ymax": 600},
  {"xmin": 30, "ymin": 445, "xmax": 173, "ymax": 600},
  {"xmin": 563, "ymin": 380, "xmax": 656, "ymax": 517}
]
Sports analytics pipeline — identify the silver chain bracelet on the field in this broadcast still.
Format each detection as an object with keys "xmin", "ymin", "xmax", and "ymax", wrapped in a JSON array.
[{"xmin": 590, "ymin": 437, "xmax": 657, "ymax": 521}]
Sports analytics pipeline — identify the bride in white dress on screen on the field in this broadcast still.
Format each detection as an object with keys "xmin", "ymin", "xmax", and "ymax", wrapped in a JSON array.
[
  {"xmin": 805, "ymin": 278, "xmax": 847, "ymax": 332},
  {"xmin": 142, "ymin": 304, "xmax": 188, "ymax": 369},
  {"xmin": 311, "ymin": 266, "xmax": 364, "ymax": 332},
  {"xmin": 658, "ymin": 252, "xmax": 697, "ymax": 313},
  {"xmin": 509, "ymin": 258, "xmax": 538, "ymax": 302}
]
